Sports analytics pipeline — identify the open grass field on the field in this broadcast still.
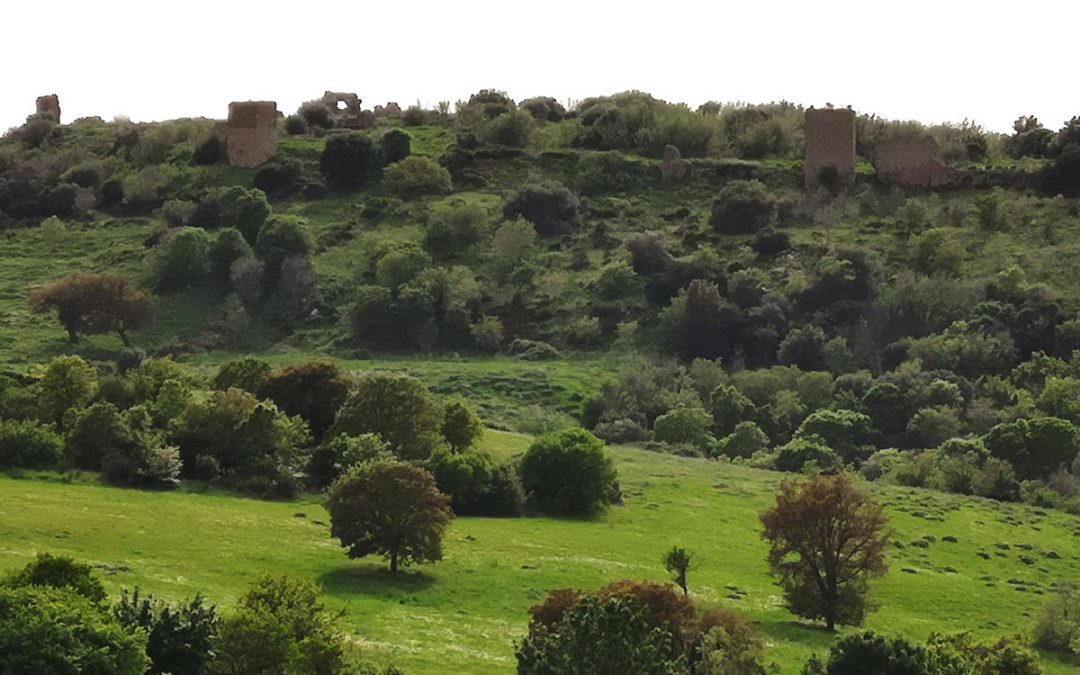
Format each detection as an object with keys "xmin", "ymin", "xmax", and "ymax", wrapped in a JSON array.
[{"xmin": 2, "ymin": 432, "xmax": 1077, "ymax": 673}]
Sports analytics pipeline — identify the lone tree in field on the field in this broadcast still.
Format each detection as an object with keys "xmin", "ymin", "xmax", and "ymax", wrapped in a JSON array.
[
  {"xmin": 326, "ymin": 460, "xmax": 453, "ymax": 573},
  {"xmin": 759, "ymin": 473, "xmax": 890, "ymax": 631},
  {"xmin": 663, "ymin": 546, "xmax": 692, "ymax": 596},
  {"xmin": 30, "ymin": 272, "xmax": 157, "ymax": 346}
]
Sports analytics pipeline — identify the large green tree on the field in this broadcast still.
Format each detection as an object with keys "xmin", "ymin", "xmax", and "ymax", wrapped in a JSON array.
[
  {"xmin": 326, "ymin": 460, "xmax": 453, "ymax": 573},
  {"xmin": 328, "ymin": 372, "xmax": 444, "ymax": 460}
]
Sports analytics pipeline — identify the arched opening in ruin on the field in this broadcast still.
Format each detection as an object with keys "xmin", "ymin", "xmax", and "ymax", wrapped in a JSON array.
[{"xmin": 336, "ymin": 100, "xmax": 348, "ymax": 111}]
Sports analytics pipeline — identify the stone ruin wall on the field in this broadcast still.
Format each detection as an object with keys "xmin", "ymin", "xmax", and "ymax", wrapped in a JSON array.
[
  {"xmin": 804, "ymin": 107, "xmax": 855, "ymax": 190},
  {"xmin": 872, "ymin": 134, "xmax": 953, "ymax": 187},
  {"xmin": 224, "ymin": 101, "xmax": 279, "ymax": 168},
  {"xmin": 35, "ymin": 94, "xmax": 61, "ymax": 123}
]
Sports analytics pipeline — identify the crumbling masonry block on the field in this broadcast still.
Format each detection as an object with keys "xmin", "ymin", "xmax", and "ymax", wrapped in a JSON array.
[
  {"xmin": 225, "ymin": 101, "xmax": 278, "ymax": 168},
  {"xmin": 804, "ymin": 107, "xmax": 856, "ymax": 190}
]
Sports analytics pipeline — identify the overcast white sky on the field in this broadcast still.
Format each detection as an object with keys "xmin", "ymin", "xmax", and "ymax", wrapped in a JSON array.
[{"xmin": 2, "ymin": 0, "xmax": 1076, "ymax": 134}]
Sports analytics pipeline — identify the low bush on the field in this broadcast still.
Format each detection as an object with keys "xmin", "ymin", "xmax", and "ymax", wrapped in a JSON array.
[
  {"xmin": 709, "ymin": 180, "xmax": 777, "ymax": 234},
  {"xmin": 384, "ymin": 156, "xmax": 453, "ymax": 197}
]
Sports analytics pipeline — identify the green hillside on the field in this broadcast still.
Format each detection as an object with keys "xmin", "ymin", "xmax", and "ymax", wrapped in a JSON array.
[{"xmin": 2, "ymin": 434, "xmax": 1078, "ymax": 673}]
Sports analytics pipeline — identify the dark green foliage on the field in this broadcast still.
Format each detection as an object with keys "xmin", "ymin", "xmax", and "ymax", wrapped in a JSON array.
[
  {"xmin": 252, "ymin": 158, "xmax": 303, "ymax": 200},
  {"xmin": 320, "ymin": 133, "xmax": 380, "ymax": 190},
  {"xmin": 520, "ymin": 96, "xmax": 566, "ymax": 122},
  {"xmin": 171, "ymin": 389, "xmax": 310, "ymax": 497},
  {"xmin": 752, "ymin": 226, "xmax": 791, "ymax": 255},
  {"xmin": 801, "ymin": 631, "xmax": 936, "ymax": 675},
  {"xmin": 717, "ymin": 421, "xmax": 770, "ymax": 459},
  {"xmin": 502, "ymin": 180, "xmax": 583, "ymax": 237},
  {"xmin": 519, "ymin": 428, "xmax": 618, "ymax": 516},
  {"xmin": 326, "ymin": 460, "xmax": 453, "ymax": 572},
  {"xmin": 779, "ymin": 325, "xmax": 829, "ymax": 371},
  {"xmin": 64, "ymin": 401, "xmax": 131, "ymax": 470},
  {"xmin": 982, "ymin": 417, "xmax": 1079, "ymax": 480},
  {"xmin": 709, "ymin": 180, "xmax": 776, "ymax": 234},
  {"xmin": 113, "ymin": 588, "xmax": 219, "ymax": 675},
  {"xmin": 516, "ymin": 595, "xmax": 684, "ymax": 675},
  {"xmin": 424, "ymin": 201, "xmax": 488, "ymax": 259},
  {"xmin": 380, "ymin": 129, "xmax": 412, "ymax": 165},
  {"xmin": 329, "ymin": 372, "xmax": 444, "ymax": 460},
  {"xmin": 188, "ymin": 186, "xmax": 271, "ymax": 244},
  {"xmin": 481, "ymin": 109, "xmax": 533, "ymax": 148},
  {"xmin": 192, "ymin": 135, "xmax": 224, "ymax": 165},
  {"xmin": 208, "ymin": 228, "xmax": 253, "ymax": 284},
  {"xmin": 441, "ymin": 399, "xmax": 483, "ymax": 452},
  {"xmin": 254, "ymin": 216, "xmax": 312, "ymax": 281},
  {"xmin": 283, "ymin": 115, "xmax": 307, "ymax": 135},
  {"xmin": 0, "ymin": 585, "xmax": 149, "ymax": 675},
  {"xmin": 257, "ymin": 361, "xmax": 351, "ymax": 441},
  {"xmin": 0, "ymin": 418, "xmax": 65, "ymax": 469},
  {"xmin": 3, "ymin": 552, "xmax": 107, "ymax": 604},
  {"xmin": 153, "ymin": 227, "xmax": 211, "ymax": 292},
  {"xmin": 710, "ymin": 385, "xmax": 754, "ymax": 437},
  {"xmin": 299, "ymin": 101, "xmax": 334, "ymax": 128},
  {"xmin": 427, "ymin": 448, "xmax": 523, "ymax": 516},
  {"xmin": 773, "ymin": 437, "xmax": 841, "ymax": 473},
  {"xmin": 652, "ymin": 406, "xmax": 714, "ymax": 451},
  {"xmin": 795, "ymin": 409, "xmax": 876, "ymax": 465},
  {"xmin": 209, "ymin": 358, "xmax": 270, "ymax": 395},
  {"xmin": 209, "ymin": 575, "xmax": 348, "ymax": 674}
]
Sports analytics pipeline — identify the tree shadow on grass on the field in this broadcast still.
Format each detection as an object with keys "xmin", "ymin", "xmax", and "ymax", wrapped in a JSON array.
[
  {"xmin": 757, "ymin": 617, "xmax": 837, "ymax": 651},
  {"xmin": 317, "ymin": 563, "xmax": 436, "ymax": 600}
]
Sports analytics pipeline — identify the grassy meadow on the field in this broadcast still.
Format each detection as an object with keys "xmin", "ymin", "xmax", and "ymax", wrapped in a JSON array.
[{"xmin": 2, "ymin": 432, "xmax": 1078, "ymax": 673}]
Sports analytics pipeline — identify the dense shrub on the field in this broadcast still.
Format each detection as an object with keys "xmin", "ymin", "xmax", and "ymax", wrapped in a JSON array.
[
  {"xmin": 113, "ymin": 588, "xmax": 219, "ymax": 675},
  {"xmin": 652, "ymin": 406, "xmax": 715, "ymax": 451},
  {"xmin": 1033, "ymin": 587, "xmax": 1080, "ymax": 654},
  {"xmin": 427, "ymin": 448, "xmax": 523, "ymax": 516},
  {"xmin": 3, "ymin": 552, "xmax": 107, "ymax": 603},
  {"xmin": 210, "ymin": 575, "xmax": 347, "ymax": 673},
  {"xmin": 481, "ymin": 110, "xmax": 534, "ymax": 148},
  {"xmin": 424, "ymin": 201, "xmax": 488, "ymax": 258},
  {"xmin": 320, "ymin": 133, "xmax": 380, "ymax": 190},
  {"xmin": 520, "ymin": 96, "xmax": 566, "ymax": 122},
  {"xmin": 299, "ymin": 100, "xmax": 334, "ymax": 128},
  {"xmin": 328, "ymin": 372, "xmax": 444, "ymax": 460},
  {"xmin": 257, "ymin": 361, "xmax": 351, "ymax": 441},
  {"xmin": 152, "ymin": 227, "xmax": 211, "ymax": 292},
  {"xmin": 252, "ymin": 158, "xmax": 303, "ymax": 200},
  {"xmin": 773, "ymin": 437, "xmax": 841, "ymax": 473},
  {"xmin": 502, "ymin": 180, "xmax": 583, "ymax": 237},
  {"xmin": 709, "ymin": 180, "xmax": 777, "ymax": 234},
  {"xmin": 508, "ymin": 338, "xmax": 560, "ymax": 360},
  {"xmin": 441, "ymin": 399, "xmax": 484, "ymax": 452},
  {"xmin": 380, "ymin": 129, "xmax": 412, "ymax": 164},
  {"xmin": 516, "ymin": 596, "xmax": 682, "ymax": 675},
  {"xmin": 0, "ymin": 585, "xmax": 149, "ymax": 675},
  {"xmin": 519, "ymin": 428, "xmax": 618, "ymax": 516},
  {"xmin": 283, "ymin": 114, "xmax": 307, "ymax": 135},
  {"xmin": 384, "ymin": 156, "xmax": 453, "ymax": 196},
  {"xmin": 208, "ymin": 228, "xmax": 253, "ymax": 284},
  {"xmin": 716, "ymin": 421, "xmax": 770, "ymax": 459}
]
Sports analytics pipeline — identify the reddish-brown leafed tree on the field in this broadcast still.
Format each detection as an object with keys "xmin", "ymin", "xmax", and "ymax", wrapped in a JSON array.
[
  {"xmin": 760, "ymin": 473, "xmax": 890, "ymax": 631},
  {"xmin": 30, "ymin": 272, "xmax": 157, "ymax": 347}
]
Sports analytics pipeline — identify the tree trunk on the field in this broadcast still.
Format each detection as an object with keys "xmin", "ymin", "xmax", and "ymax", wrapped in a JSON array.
[
  {"xmin": 389, "ymin": 548, "xmax": 398, "ymax": 574},
  {"xmin": 67, "ymin": 327, "xmax": 79, "ymax": 343},
  {"xmin": 117, "ymin": 329, "xmax": 131, "ymax": 348}
]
